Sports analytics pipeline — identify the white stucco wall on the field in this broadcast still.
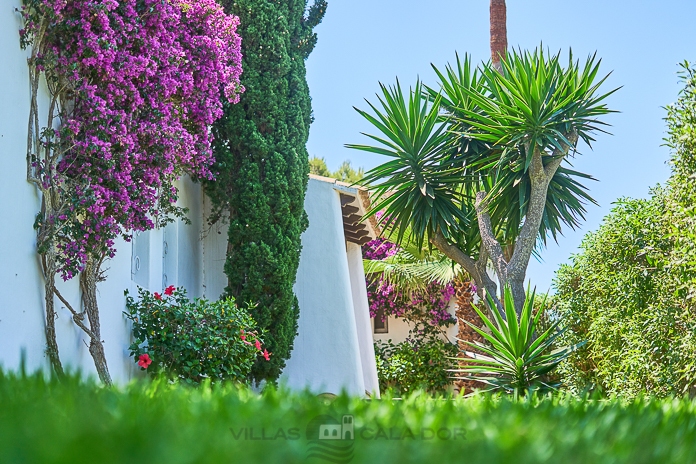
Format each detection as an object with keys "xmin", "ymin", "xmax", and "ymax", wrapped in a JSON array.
[
  {"xmin": 0, "ymin": 0, "xmax": 48, "ymax": 374},
  {"xmin": 346, "ymin": 242, "xmax": 380, "ymax": 398},
  {"xmin": 201, "ymin": 194, "xmax": 229, "ymax": 300},
  {"xmin": 282, "ymin": 179, "xmax": 367, "ymax": 396}
]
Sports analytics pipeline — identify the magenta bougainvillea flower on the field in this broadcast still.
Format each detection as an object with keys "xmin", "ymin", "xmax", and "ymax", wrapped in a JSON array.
[
  {"xmin": 138, "ymin": 354, "xmax": 152, "ymax": 369},
  {"xmin": 364, "ymin": 239, "xmax": 456, "ymax": 326},
  {"xmin": 19, "ymin": 0, "xmax": 244, "ymax": 280},
  {"xmin": 255, "ymin": 339, "xmax": 262, "ymax": 351}
]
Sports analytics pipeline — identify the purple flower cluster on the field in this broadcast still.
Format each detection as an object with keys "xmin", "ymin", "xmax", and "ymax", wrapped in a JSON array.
[
  {"xmin": 365, "ymin": 239, "xmax": 408, "ymax": 319},
  {"xmin": 412, "ymin": 281, "xmax": 456, "ymax": 326},
  {"xmin": 364, "ymin": 239, "xmax": 456, "ymax": 327},
  {"xmin": 20, "ymin": 0, "xmax": 243, "ymax": 279}
]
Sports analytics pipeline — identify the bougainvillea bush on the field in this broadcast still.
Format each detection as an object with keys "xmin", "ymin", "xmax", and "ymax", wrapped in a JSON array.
[
  {"xmin": 364, "ymin": 239, "xmax": 456, "ymax": 330},
  {"xmin": 365, "ymin": 239, "xmax": 458, "ymax": 394},
  {"xmin": 19, "ymin": 0, "xmax": 243, "ymax": 280},
  {"xmin": 125, "ymin": 286, "xmax": 267, "ymax": 385}
]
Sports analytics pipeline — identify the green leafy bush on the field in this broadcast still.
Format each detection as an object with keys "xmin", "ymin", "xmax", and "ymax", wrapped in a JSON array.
[
  {"xmin": 551, "ymin": 64, "xmax": 696, "ymax": 398},
  {"xmin": 553, "ymin": 196, "xmax": 696, "ymax": 397},
  {"xmin": 124, "ymin": 286, "xmax": 267, "ymax": 385},
  {"xmin": 3, "ymin": 371, "xmax": 696, "ymax": 464},
  {"xmin": 375, "ymin": 337, "xmax": 458, "ymax": 395}
]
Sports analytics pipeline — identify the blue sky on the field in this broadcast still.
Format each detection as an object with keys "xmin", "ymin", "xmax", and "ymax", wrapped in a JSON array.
[{"xmin": 305, "ymin": 0, "xmax": 696, "ymax": 292}]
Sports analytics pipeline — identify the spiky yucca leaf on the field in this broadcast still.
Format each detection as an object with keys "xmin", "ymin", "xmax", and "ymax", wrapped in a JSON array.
[
  {"xmin": 349, "ymin": 49, "xmax": 616, "ymax": 254},
  {"xmin": 346, "ymin": 80, "xmax": 471, "ymax": 249},
  {"xmin": 451, "ymin": 285, "xmax": 585, "ymax": 393}
]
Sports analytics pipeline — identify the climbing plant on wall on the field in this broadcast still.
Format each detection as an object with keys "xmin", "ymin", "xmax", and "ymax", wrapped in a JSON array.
[
  {"xmin": 19, "ymin": 0, "xmax": 243, "ymax": 384},
  {"xmin": 202, "ymin": 0, "xmax": 326, "ymax": 384}
]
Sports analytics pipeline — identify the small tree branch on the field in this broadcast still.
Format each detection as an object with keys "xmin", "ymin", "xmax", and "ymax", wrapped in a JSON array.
[
  {"xmin": 507, "ymin": 132, "xmax": 579, "ymax": 278},
  {"xmin": 474, "ymin": 191, "xmax": 507, "ymax": 279},
  {"xmin": 430, "ymin": 231, "xmax": 480, "ymax": 281},
  {"xmin": 54, "ymin": 287, "xmax": 95, "ymax": 339}
]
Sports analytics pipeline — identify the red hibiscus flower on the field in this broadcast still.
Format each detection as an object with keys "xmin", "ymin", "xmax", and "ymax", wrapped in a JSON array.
[
  {"xmin": 255, "ymin": 339, "xmax": 262, "ymax": 350},
  {"xmin": 154, "ymin": 293, "xmax": 162, "ymax": 301},
  {"xmin": 262, "ymin": 349, "xmax": 271, "ymax": 361},
  {"xmin": 164, "ymin": 285, "xmax": 175, "ymax": 296},
  {"xmin": 241, "ymin": 334, "xmax": 253, "ymax": 346},
  {"xmin": 138, "ymin": 354, "xmax": 152, "ymax": 369}
]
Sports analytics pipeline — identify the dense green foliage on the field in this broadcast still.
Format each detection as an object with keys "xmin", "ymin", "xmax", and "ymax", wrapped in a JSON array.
[
  {"xmin": 375, "ymin": 338, "xmax": 458, "ymax": 396},
  {"xmin": 553, "ymin": 196, "xmax": 696, "ymax": 397},
  {"xmin": 553, "ymin": 64, "xmax": 696, "ymax": 398},
  {"xmin": 456, "ymin": 286, "xmax": 582, "ymax": 394},
  {"xmin": 664, "ymin": 63, "xmax": 696, "ymax": 298},
  {"xmin": 309, "ymin": 156, "xmax": 364, "ymax": 183},
  {"xmin": 124, "ymin": 287, "xmax": 265, "ymax": 385},
  {"xmin": 348, "ymin": 49, "xmax": 615, "ymax": 250},
  {"xmin": 4, "ymin": 372, "xmax": 696, "ymax": 463},
  {"xmin": 202, "ymin": 0, "xmax": 326, "ymax": 383}
]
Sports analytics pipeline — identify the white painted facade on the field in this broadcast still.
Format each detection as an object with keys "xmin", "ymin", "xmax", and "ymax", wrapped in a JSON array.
[
  {"xmin": 0, "ymin": 2, "xmax": 379, "ymax": 396},
  {"xmin": 372, "ymin": 298, "xmax": 459, "ymax": 347},
  {"xmin": 281, "ymin": 178, "xmax": 380, "ymax": 397}
]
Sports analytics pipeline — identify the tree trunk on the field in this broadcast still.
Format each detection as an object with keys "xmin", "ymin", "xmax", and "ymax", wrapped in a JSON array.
[
  {"xmin": 490, "ymin": 0, "xmax": 507, "ymax": 71},
  {"xmin": 453, "ymin": 278, "xmax": 487, "ymax": 395},
  {"xmin": 80, "ymin": 259, "xmax": 112, "ymax": 386},
  {"xmin": 42, "ymin": 256, "xmax": 64, "ymax": 378},
  {"xmin": 432, "ymin": 132, "xmax": 579, "ymax": 319}
]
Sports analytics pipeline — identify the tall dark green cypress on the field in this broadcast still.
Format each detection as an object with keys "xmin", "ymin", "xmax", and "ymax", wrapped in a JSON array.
[{"xmin": 204, "ymin": 0, "xmax": 326, "ymax": 383}]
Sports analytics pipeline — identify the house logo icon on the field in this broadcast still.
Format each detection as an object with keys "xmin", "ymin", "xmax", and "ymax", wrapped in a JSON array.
[
  {"xmin": 306, "ymin": 414, "xmax": 355, "ymax": 463},
  {"xmin": 319, "ymin": 415, "xmax": 354, "ymax": 440}
]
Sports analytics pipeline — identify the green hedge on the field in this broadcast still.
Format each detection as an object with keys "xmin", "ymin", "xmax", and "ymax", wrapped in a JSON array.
[
  {"xmin": 2, "ymin": 371, "xmax": 696, "ymax": 463},
  {"xmin": 551, "ymin": 65, "xmax": 696, "ymax": 398}
]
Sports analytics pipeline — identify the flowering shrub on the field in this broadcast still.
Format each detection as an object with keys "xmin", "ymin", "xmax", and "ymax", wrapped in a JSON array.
[
  {"xmin": 364, "ymin": 239, "xmax": 456, "ymax": 333},
  {"xmin": 124, "ymin": 286, "xmax": 266, "ymax": 385},
  {"xmin": 365, "ymin": 239, "xmax": 458, "ymax": 394},
  {"xmin": 19, "ymin": 0, "xmax": 243, "ymax": 279},
  {"xmin": 374, "ymin": 338, "xmax": 458, "ymax": 395}
]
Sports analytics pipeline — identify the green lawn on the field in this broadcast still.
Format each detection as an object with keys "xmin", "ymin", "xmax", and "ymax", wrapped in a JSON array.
[{"xmin": 2, "ymin": 370, "xmax": 696, "ymax": 464}]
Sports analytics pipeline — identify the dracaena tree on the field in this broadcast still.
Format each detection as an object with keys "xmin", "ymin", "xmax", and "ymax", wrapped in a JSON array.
[{"xmin": 348, "ymin": 49, "xmax": 617, "ymax": 317}]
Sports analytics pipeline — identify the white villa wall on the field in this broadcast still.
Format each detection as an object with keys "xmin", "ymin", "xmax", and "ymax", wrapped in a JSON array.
[
  {"xmin": 282, "ymin": 179, "xmax": 377, "ymax": 396},
  {"xmin": 0, "ymin": 0, "xmax": 48, "ymax": 374},
  {"xmin": 346, "ymin": 242, "xmax": 380, "ymax": 398},
  {"xmin": 201, "ymin": 194, "xmax": 229, "ymax": 300}
]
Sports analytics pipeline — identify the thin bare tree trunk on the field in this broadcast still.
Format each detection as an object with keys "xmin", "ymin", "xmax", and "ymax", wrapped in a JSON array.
[
  {"xmin": 490, "ymin": 0, "xmax": 507, "ymax": 71},
  {"xmin": 42, "ymin": 255, "xmax": 64, "ymax": 377},
  {"xmin": 80, "ymin": 259, "xmax": 112, "ymax": 386}
]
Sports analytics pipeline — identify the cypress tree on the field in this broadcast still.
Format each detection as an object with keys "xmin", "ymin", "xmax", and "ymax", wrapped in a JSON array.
[{"xmin": 204, "ymin": 0, "xmax": 327, "ymax": 383}]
